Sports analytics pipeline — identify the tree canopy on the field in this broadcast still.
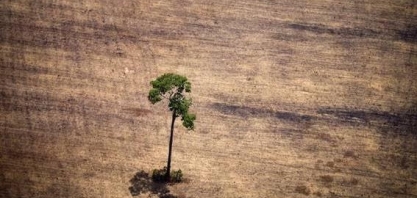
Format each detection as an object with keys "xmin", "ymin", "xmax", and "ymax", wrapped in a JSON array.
[{"xmin": 148, "ymin": 73, "xmax": 196, "ymax": 130}]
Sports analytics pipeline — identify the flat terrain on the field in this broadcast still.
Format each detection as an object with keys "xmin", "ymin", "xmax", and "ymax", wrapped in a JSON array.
[{"xmin": 1, "ymin": 0, "xmax": 416, "ymax": 197}]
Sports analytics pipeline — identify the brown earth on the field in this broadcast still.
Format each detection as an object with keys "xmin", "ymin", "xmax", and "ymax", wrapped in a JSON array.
[{"xmin": 1, "ymin": 0, "xmax": 416, "ymax": 197}]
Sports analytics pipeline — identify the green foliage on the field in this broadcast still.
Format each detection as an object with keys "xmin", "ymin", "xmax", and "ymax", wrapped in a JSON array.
[
  {"xmin": 148, "ymin": 89, "xmax": 162, "ymax": 104},
  {"xmin": 149, "ymin": 73, "xmax": 190, "ymax": 97},
  {"xmin": 152, "ymin": 167, "xmax": 167, "ymax": 183},
  {"xmin": 182, "ymin": 113, "xmax": 196, "ymax": 130},
  {"xmin": 148, "ymin": 73, "xmax": 196, "ymax": 130},
  {"xmin": 170, "ymin": 169, "xmax": 183, "ymax": 183},
  {"xmin": 151, "ymin": 167, "xmax": 183, "ymax": 183}
]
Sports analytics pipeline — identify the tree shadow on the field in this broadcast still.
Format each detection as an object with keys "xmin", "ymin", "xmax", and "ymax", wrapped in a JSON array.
[
  {"xmin": 128, "ymin": 170, "xmax": 177, "ymax": 198},
  {"xmin": 211, "ymin": 102, "xmax": 313, "ymax": 122},
  {"xmin": 317, "ymin": 107, "xmax": 417, "ymax": 137}
]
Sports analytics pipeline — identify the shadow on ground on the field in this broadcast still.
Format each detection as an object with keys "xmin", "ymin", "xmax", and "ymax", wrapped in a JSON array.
[
  {"xmin": 129, "ymin": 170, "xmax": 177, "ymax": 198},
  {"xmin": 317, "ymin": 107, "xmax": 417, "ymax": 137},
  {"xmin": 211, "ymin": 102, "xmax": 313, "ymax": 122}
]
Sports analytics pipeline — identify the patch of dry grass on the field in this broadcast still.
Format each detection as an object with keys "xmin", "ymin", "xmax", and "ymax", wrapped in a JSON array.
[{"xmin": 295, "ymin": 185, "xmax": 310, "ymax": 196}]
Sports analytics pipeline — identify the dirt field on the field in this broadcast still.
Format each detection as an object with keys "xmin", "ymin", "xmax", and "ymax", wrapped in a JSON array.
[{"xmin": 1, "ymin": 0, "xmax": 416, "ymax": 197}]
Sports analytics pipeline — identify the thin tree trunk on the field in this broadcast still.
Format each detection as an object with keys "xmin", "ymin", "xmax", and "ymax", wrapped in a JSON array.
[{"xmin": 166, "ymin": 110, "xmax": 176, "ymax": 180}]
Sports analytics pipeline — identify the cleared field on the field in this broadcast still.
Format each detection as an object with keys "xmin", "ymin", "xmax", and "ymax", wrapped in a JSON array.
[{"xmin": 1, "ymin": 0, "xmax": 416, "ymax": 197}]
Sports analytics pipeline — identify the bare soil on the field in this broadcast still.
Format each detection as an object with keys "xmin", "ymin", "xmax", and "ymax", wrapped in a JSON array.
[{"xmin": 1, "ymin": 1, "xmax": 416, "ymax": 197}]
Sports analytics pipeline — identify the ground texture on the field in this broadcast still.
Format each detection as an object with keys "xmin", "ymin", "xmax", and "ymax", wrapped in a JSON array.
[{"xmin": 1, "ymin": 1, "xmax": 416, "ymax": 197}]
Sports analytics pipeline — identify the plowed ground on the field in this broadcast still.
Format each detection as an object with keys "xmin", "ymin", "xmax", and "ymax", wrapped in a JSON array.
[{"xmin": 1, "ymin": 1, "xmax": 416, "ymax": 197}]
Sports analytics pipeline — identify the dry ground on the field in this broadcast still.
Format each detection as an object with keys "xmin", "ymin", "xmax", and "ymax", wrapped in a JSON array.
[{"xmin": 1, "ymin": 0, "xmax": 416, "ymax": 197}]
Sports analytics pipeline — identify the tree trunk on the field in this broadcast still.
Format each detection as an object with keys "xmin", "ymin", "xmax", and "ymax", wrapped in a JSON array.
[{"xmin": 165, "ymin": 110, "xmax": 176, "ymax": 180}]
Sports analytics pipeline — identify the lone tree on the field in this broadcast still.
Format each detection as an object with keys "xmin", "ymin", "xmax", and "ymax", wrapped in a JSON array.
[{"xmin": 148, "ymin": 73, "xmax": 196, "ymax": 180}]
